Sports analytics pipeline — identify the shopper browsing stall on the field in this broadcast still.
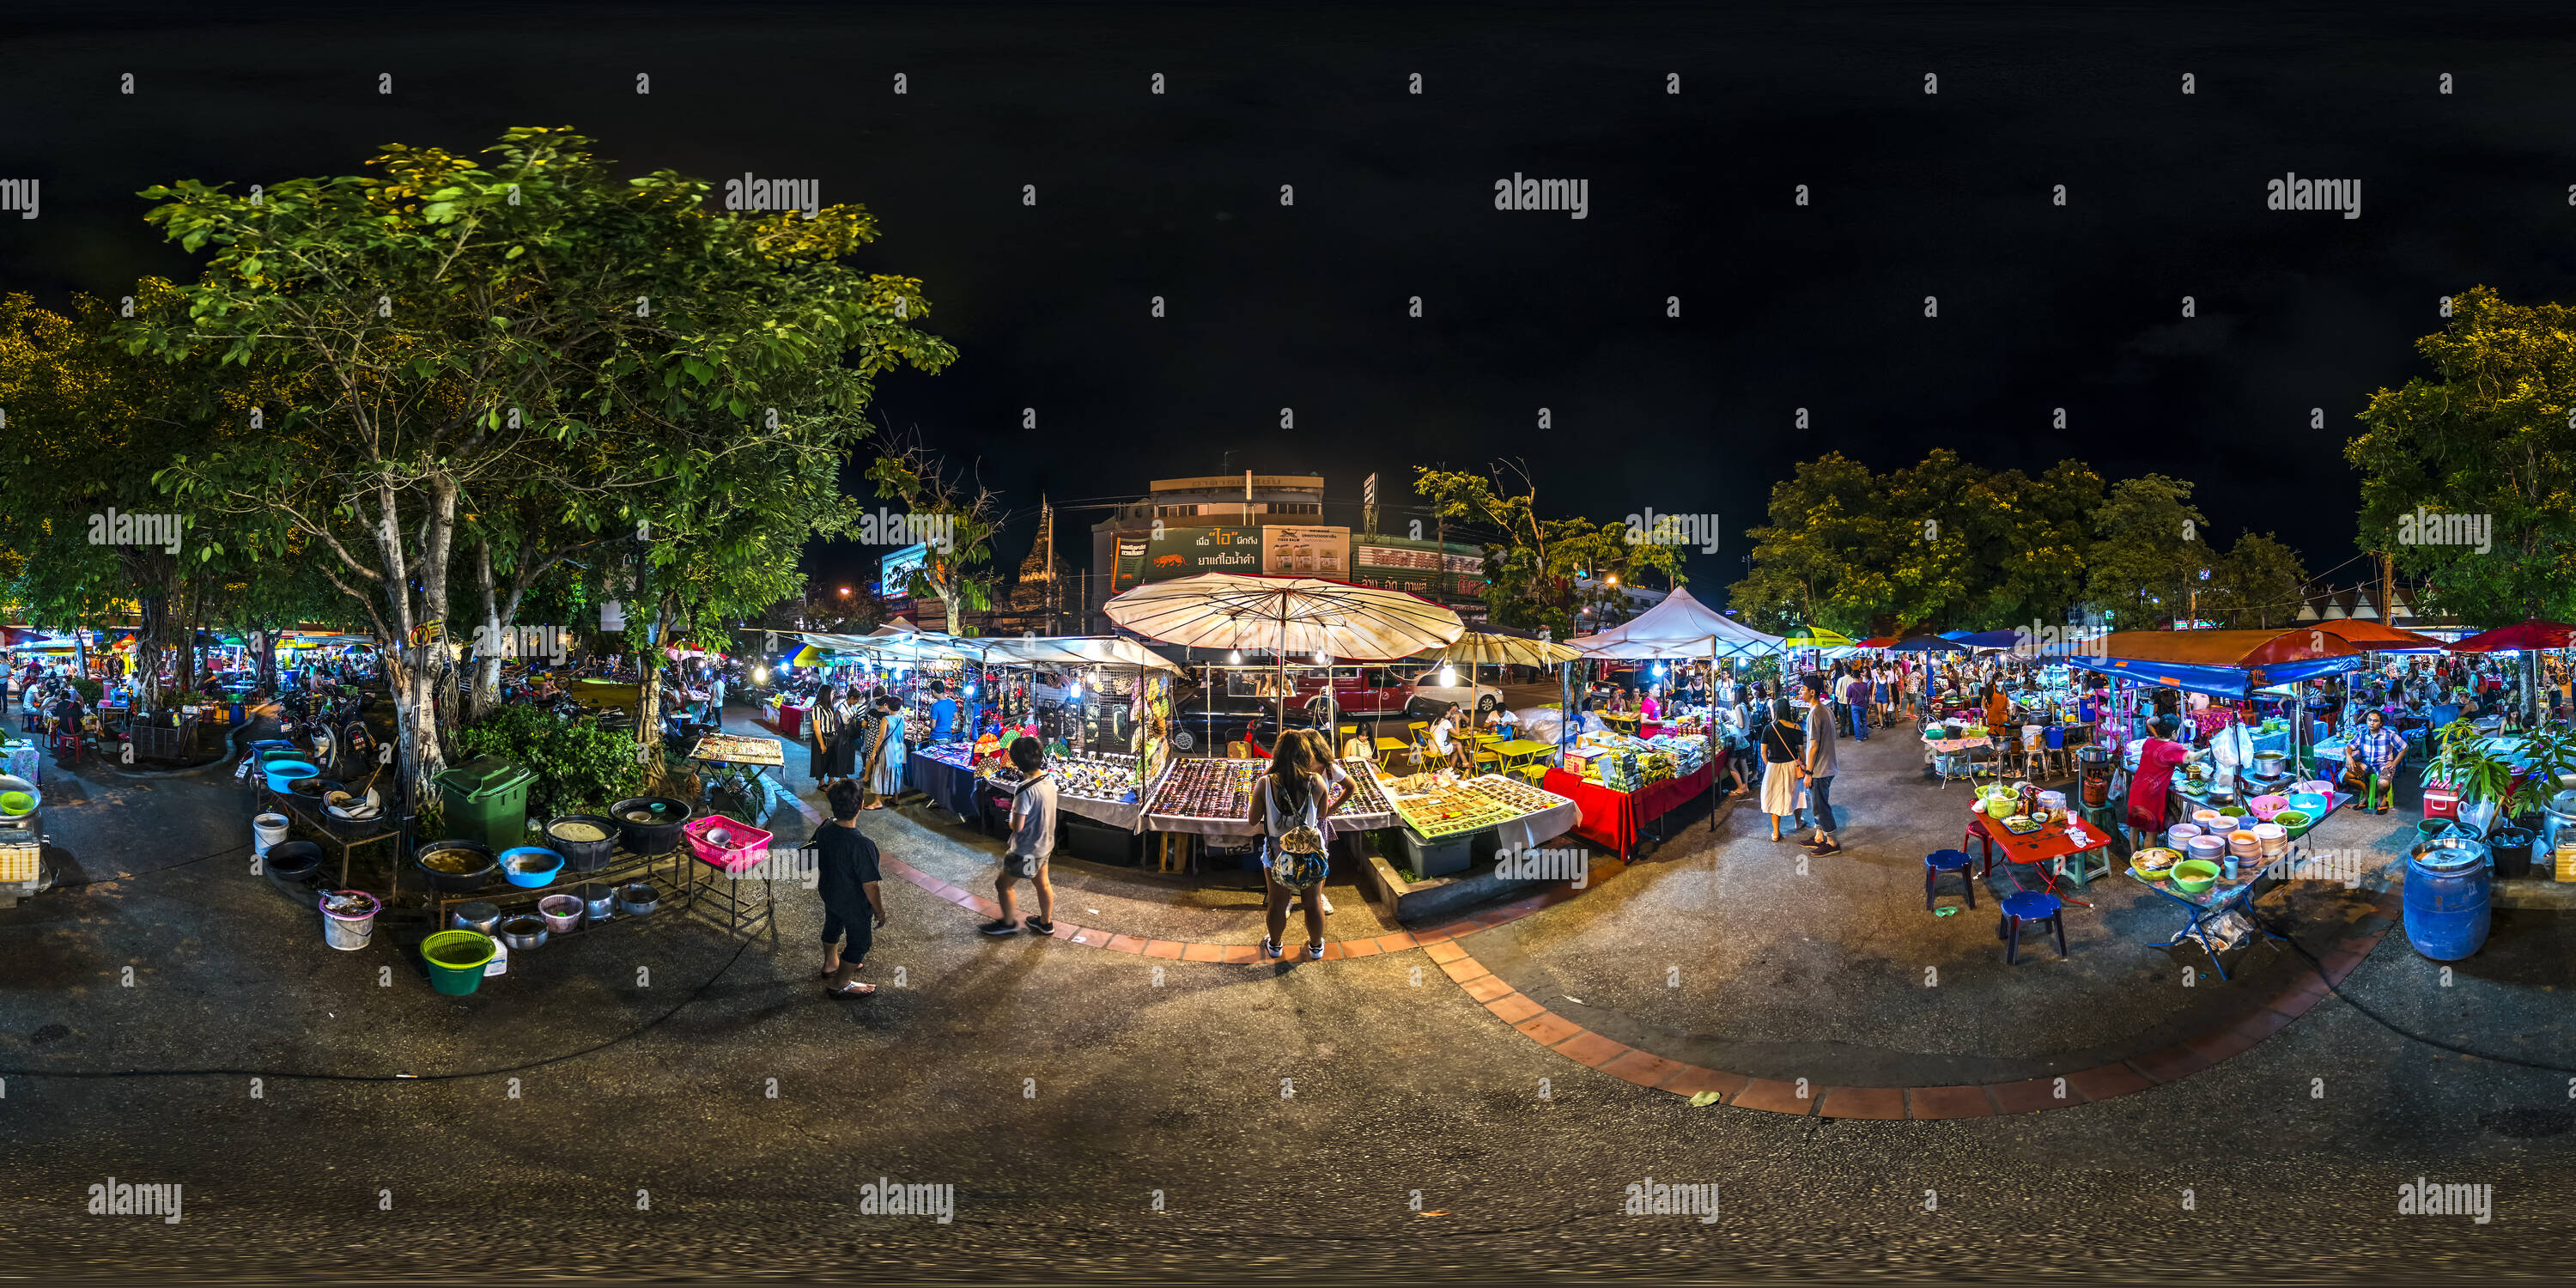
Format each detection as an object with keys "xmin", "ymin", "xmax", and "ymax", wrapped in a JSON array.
[
  {"xmin": 981, "ymin": 736, "xmax": 1058, "ymax": 937},
  {"xmin": 1248, "ymin": 733, "xmax": 1334, "ymax": 961}
]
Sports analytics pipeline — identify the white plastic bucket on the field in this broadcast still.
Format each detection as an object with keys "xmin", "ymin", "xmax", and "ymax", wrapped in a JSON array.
[
  {"xmin": 253, "ymin": 812, "xmax": 290, "ymax": 854},
  {"xmin": 319, "ymin": 891, "xmax": 379, "ymax": 951}
]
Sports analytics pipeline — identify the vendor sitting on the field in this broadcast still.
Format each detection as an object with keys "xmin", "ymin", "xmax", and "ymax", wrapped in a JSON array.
[
  {"xmin": 1489, "ymin": 705, "xmax": 1521, "ymax": 739},
  {"xmin": 2344, "ymin": 708, "xmax": 2405, "ymax": 816}
]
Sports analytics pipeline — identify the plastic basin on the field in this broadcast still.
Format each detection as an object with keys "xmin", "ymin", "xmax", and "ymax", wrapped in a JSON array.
[
  {"xmin": 2170, "ymin": 860, "xmax": 2220, "ymax": 893},
  {"xmin": 263, "ymin": 760, "xmax": 319, "ymax": 793},
  {"xmin": 422, "ymin": 930, "xmax": 497, "ymax": 994},
  {"xmin": 498, "ymin": 846, "xmax": 566, "ymax": 889}
]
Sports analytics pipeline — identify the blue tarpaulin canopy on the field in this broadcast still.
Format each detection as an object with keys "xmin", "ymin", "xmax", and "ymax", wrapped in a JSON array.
[{"xmin": 2101, "ymin": 653, "xmax": 2365, "ymax": 699}]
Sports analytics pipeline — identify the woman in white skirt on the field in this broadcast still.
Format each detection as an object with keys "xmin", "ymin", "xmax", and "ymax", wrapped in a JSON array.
[{"xmin": 1757, "ymin": 697, "xmax": 1808, "ymax": 841}]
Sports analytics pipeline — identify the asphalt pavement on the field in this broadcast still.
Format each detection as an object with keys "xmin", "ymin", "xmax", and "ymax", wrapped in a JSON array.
[{"xmin": 1, "ymin": 700, "xmax": 2569, "ymax": 1280}]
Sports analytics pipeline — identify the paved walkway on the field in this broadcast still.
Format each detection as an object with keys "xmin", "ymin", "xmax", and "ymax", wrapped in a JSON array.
[{"xmin": 734, "ymin": 706, "xmax": 2409, "ymax": 1116}]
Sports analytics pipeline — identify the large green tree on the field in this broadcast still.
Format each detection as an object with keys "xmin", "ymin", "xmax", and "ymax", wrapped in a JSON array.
[
  {"xmin": 2351, "ymin": 285, "xmax": 2576, "ymax": 720},
  {"xmin": 1729, "ymin": 451, "xmax": 2103, "ymax": 636},
  {"xmin": 138, "ymin": 127, "xmax": 956, "ymax": 801},
  {"xmin": 1412, "ymin": 462, "xmax": 1684, "ymax": 639}
]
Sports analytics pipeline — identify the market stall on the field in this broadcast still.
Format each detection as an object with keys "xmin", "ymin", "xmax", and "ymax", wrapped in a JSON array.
[{"xmin": 1564, "ymin": 586, "xmax": 1781, "ymax": 845}]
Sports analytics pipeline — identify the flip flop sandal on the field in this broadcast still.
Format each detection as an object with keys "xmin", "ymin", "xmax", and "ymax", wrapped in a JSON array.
[{"xmin": 827, "ymin": 982, "xmax": 878, "ymax": 997}]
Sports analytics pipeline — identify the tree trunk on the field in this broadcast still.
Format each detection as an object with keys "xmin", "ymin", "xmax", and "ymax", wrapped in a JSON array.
[
  {"xmin": 133, "ymin": 591, "xmax": 166, "ymax": 714},
  {"xmin": 2522, "ymin": 649, "xmax": 2540, "ymax": 728},
  {"xmin": 634, "ymin": 594, "xmax": 677, "ymax": 773},
  {"xmin": 470, "ymin": 539, "xmax": 503, "ymax": 726},
  {"xmin": 376, "ymin": 475, "xmax": 459, "ymax": 818}
]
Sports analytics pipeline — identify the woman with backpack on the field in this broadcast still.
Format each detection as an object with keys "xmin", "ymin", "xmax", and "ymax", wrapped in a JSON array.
[{"xmin": 1246, "ymin": 733, "xmax": 1336, "ymax": 961}]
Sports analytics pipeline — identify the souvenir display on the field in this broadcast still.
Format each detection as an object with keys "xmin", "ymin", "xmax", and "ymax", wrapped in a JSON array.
[
  {"xmin": 1051, "ymin": 750, "xmax": 1142, "ymax": 803},
  {"xmin": 1340, "ymin": 761, "xmax": 1395, "ymax": 815},
  {"xmin": 1149, "ymin": 758, "xmax": 1261, "ymax": 819}
]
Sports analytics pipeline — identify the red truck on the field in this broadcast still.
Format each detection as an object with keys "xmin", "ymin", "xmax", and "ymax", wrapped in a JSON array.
[{"xmin": 1289, "ymin": 665, "xmax": 1418, "ymax": 716}]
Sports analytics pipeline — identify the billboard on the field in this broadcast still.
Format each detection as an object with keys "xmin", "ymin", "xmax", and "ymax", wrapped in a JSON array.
[
  {"xmin": 1261, "ymin": 525, "xmax": 1351, "ymax": 576},
  {"xmin": 879, "ymin": 542, "xmax": 929, "ymax": 595},
  {"xmin": 1144, "ymin": 526, "xmax": 1259, "ymax": 580},
  {"xmin": 1110, "ymin": 536, "xmax": 1150, "ymax": 592}
]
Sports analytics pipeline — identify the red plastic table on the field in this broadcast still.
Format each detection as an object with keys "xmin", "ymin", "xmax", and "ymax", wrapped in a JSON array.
[{"xmin": 1966, "ymin": 811, "xmax": 2110, "ymax": 908}]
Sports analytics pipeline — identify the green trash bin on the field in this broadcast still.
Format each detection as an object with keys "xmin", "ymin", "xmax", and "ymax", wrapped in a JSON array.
[{"xmin": 434, "ymin": 756, "xmax": 538, "ymax": 853}]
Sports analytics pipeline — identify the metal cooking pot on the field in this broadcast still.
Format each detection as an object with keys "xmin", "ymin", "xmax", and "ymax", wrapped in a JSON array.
[
  {"xmin": 449, "ymin": 901, "xmax": 502, "ymax": 933},
  {"xmin": 577, "ymin": 883, "xmax": 617, "ymax": 921},
  {"xmin": 616, "ymin": 881, "xmax": 659, "ymax": 917},
  {"xmin": 496, "ymin": 914, "xmax": 549, "ymax": 951},
  {"xmin": 2411, "ymin": 832, "xmax": 2491, "ymax": 872}
]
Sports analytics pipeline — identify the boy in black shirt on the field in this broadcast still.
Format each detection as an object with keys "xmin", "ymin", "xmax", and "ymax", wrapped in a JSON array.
[{"xmin": 816, "ymin": 780, "xmax": 888, "ymax": 997}]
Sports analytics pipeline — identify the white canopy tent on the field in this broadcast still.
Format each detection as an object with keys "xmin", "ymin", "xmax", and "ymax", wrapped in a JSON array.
[
  {"xmin": 1564, "ymin": 586, "xmax": 1783, "ymax": 834},
  {"xmin": 976, "ymin": 635, "xmax": 1184, "ymax": 673},
  {"xmin": 1566, "ymin": 586, "xmax": 1784, "ymax": 659}
]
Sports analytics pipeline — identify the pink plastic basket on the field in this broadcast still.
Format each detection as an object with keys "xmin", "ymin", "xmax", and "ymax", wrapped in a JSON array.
[{"xmin": 683, "ymin": 814, "xmax": 774, "ymax": 872}]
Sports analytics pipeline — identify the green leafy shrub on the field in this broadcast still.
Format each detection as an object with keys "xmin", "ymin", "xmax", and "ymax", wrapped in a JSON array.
[
  {"xmin": 451, "ymin": 702, "xmax": 644, "ymax": 817},
  {"xmin": 72, "ymin": 677, "xmax": 103, "ymax": 705}
]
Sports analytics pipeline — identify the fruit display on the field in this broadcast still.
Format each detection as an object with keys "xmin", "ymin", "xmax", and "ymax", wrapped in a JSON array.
[
  {"xmin": 1149, "ymin": 757, "xmax": 1261, "ymax": 819},
  {"xmin": 1051, "ymin": 751, "xmax": 1142, "ymax": 803}
]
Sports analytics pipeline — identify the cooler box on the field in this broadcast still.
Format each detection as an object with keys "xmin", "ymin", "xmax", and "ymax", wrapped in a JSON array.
[{"xmin": 2421, "ymin": 783, "xmax": 2460, "ymax": 824}]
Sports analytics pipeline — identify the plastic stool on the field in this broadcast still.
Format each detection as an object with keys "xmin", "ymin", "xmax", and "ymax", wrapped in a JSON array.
[
  {"xmin": 1996, "ymin": 890, "xmax": 2066, "ymax": 964},
  {"xmin": 1924, "ymin": 849, "xmax": 1976, "ymax": 910}
]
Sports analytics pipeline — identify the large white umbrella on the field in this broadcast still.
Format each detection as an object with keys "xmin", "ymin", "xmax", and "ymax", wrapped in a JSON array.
[
  {"xmin": 1412, "ymin": 630, "xmax": 1585, "ymax": 670},
  {"xmin": 1105, "ymin": 573, "xmax": 1463, "ymax": 660},
  {"xmin": 1106, "ymin": 573, "xmax": 1465, "ymax": 746}
]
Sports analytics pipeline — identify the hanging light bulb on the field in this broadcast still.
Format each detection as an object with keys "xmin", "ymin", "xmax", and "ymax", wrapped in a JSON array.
[
  {"xmin": 1437, "ymin": 666, "xmax": 1457, "ymax": 687},
  {"xmin": 1229, "ymin": 650, "xmax": 1242, "ymax": 665}
]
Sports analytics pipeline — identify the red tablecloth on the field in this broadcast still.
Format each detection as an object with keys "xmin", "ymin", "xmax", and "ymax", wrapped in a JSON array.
[{"xmin": 1542, "ymin": 762, "xmax": 1716, "ymax": 858}]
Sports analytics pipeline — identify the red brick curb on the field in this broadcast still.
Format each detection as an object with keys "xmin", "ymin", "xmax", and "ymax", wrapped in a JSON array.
[
  {"xmin": 878, "ymin": 837, "xmax": 2399, "ymax": 1116},
  {"xmin": 877, "ymin": 853, "xmax": 1631, "ymax": 959},
  {"xmin": 1429, "ymin": 889, "xmax": 2403, "ymax": 1117}
]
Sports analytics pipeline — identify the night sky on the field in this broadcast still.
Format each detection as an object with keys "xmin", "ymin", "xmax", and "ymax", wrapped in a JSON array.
[{"xmin": 8, "ymin": 1, "xmax": 2575, "ymax": 602}]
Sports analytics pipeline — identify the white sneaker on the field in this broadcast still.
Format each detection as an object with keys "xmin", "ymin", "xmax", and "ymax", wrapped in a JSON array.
[{"xmin": 1319, "ymin": 892, "xmax": 1336, "ymax": 915}]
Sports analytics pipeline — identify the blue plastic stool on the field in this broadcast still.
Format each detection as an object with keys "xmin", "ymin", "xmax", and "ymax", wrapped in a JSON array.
[
  {"xmin": 1924, "ymin": 849, "xmax": 1976, "ymax": 910},
  {"xmin": 1996, "ymin": 890, "xmax": 2066, "ymax": 964}
]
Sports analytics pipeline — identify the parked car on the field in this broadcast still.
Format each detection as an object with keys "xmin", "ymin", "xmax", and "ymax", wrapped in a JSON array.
[
  {"xmin": 1288, "ymin": 665, "xmax": 1418, "ymax": 718},
  {"xmin": 1393, "ymin": 660, "xmax": 1507, "ymax": 714}
]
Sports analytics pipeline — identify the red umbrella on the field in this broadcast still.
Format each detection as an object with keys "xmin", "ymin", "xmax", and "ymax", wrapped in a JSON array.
[
  {"xmin": 1856, "ymin": 635, "xmax": 1899, "ymax": 648},
  {"xmin": 2449, "ymin": 619, "xmax": 2576, "ymax": 653}
]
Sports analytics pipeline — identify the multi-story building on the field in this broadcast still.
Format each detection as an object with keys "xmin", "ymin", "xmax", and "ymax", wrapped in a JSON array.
[{"xmin": 1084, "ymin": 473, "xmax": 1489, "ymax": 631}]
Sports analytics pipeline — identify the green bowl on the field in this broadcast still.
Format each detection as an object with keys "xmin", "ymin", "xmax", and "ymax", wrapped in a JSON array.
[
  {"xmin": 2170, "ymin": 859, "xmax": 2220, "ymax": 893},
  {"xmin": 2274, "ymin": 810, "xmax": 2311, "ymax": 836},
  {"xmin": 2217, "ymin": 805, "xmax": 2249, "ymax": 818},
  {"xmin": 0, "ymin": 791, "xmax": 31, "ymax": 816}
]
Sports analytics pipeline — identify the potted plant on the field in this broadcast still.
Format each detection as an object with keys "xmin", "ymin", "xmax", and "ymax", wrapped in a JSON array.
[{"xmin": 2422, "ymin": 720, "xmax": 2576, "ymax": 841}]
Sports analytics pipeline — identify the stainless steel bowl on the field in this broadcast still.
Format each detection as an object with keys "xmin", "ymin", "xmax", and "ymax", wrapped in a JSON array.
[
  {"xmin": 577, "ymin": 883, "xmax": 617, "ymax": 921},
  {"xmin": 496, "ymin": 914, "xmax": 549, "ymax": 951},
  {"xmin": 449, "ymin": 901, "xmax": 502, "ymax": 933},
  {"xmin": 615, "ymin": 881, "xmax": 659, "ymax": 917}
]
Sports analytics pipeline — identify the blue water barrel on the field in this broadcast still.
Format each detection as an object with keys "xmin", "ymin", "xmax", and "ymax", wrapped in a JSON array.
[{"xmin": 2403, "ymin": 838, "xmax": 2492, "ymax": 961}]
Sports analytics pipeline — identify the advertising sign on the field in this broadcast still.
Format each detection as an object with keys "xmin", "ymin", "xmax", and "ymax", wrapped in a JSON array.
[
  {"xmin": 1111, "ymin": 537, "xmax": 1150, "ymax": 592},
  {"xmin": 1144, "ymin": 526, "xmax": 1259, "ymax": 580},
  {"xmin": 879, "ymin": 542, "xmax": 930, "ymax": 595},
  {"xmin": 1261, "ymin": 525, "xmax": 1351, "ymax": 576}
]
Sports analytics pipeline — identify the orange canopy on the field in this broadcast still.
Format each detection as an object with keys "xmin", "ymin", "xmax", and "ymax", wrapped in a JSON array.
[
  {"xmin": 2308, "ymin": 619, "xmax": 2451, "ymax": 652},
  {"xmin": 2095, "ymin": 628, "xmax": 2363, "ymax": 670}
]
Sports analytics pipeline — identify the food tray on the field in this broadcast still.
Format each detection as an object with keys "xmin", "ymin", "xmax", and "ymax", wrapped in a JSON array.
[
  {"xmin": 1997, "ymin": 813, "xmax": 2044, "ymax": 835},
  {"xmin": 683, "ymin": 814, "xmax": 775, "ymax": 872}
]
